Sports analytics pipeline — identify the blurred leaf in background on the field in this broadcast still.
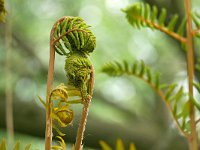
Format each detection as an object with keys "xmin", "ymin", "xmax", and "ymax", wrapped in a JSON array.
[{"xmin": 0, "ymin": 0, "xmax": 200, "ymax": 149}]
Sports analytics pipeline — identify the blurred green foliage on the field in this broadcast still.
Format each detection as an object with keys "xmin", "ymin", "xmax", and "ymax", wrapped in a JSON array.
[{"xmin": 0, "ymin": 0, "xmax": 200, "ymax": 149}]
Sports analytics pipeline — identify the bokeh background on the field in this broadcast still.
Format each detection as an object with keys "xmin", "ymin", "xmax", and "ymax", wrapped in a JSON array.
[{"xmin": 0, "ymin": 0, "xmax": 200, "ymax": 149}]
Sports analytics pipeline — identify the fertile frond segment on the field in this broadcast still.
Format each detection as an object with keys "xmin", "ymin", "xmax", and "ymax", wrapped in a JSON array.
[
  {"xmin": 122, "ymin": 3, "xmax": 186, "ymax": 43},
  {"xmin": 0, "ymin": 0, "xmax": 7, "ymax": 22},
  {"xmin": 53, "ymin": 16, "xmax": 96, "ymax": 55}
]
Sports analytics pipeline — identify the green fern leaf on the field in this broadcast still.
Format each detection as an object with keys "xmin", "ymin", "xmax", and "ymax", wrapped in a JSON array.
[
  {"xmin": 165, "ymin": 84, "xmax": 177, "ymax": 100},
  {"xmin": 151, "ymin": 5, "xmax": 158, "ymax": 23},
  {"xmin": 158, "ymin": 8, "xmax": 167, "ymax": 26},
  {"xmin": 177, "ymin": 17, "xmax": 186, "ymax": 36},
  {"xmin": 0, "ymin": 138, "xmax": 6, "ymax": 150},
  {"xmin": 122, "ymin": 2, "xmax": 186, "ymax": 42},
  {"xmin": 132, "ymin": 61, "xmax": 138, "ymax": 74},
  {"xmin": 116, "ymin": 139, "xmax": 125, "ymax": 150},
  {"xmin": 155, "ymin": 72, "xmax": 160, "ymax": 89},
  {"xmin": 146, "ymin": 68, "xmax": 152, "ymax": 83},
  {"xmin": 167, "ymin": 14, "xmax": 178, "ymax": 31},
  {"xmin": 23, "ymin": 144, "xmax": 31, "ymax": 150},
  {"xmin": 193, "ymin": 82, "xmax": 200, "ymax": 94},
  {"xmin": 0, "ymin": 0, "xmax": 7, "ymax": 22},
  {"xmin": 99, "ymin": 141, "xmax": 112, "ymax": 150},
  {"xmin": 13, "ymin": 141, "xmax": 20, "ymax": 150},
  {"xmin": 192, "ymin": 12, "xmax": 200, "ymax": 28},
  {"xmin": 139, "ymin": 60, "xmax": 145, "ymax": 77}
]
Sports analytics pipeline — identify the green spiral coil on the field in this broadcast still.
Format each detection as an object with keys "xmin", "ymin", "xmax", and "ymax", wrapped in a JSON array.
[
  {"xmin": 53, "ymin": 16, "xmax": 96, "ymax": 55},
  {"xmin": 53, "ymin": 16, "xmax": 96, "ymax": 93}
]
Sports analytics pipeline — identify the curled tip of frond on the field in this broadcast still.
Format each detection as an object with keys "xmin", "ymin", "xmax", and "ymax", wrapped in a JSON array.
[
  {"xmin": 53, "ymin": 16, "xmax": 96, "ymax": 56},
  {"xmin": 122, "ymin": 2, "xmax": 186, "ymax": 42},
  {"xmin": 0, "ymin": 0, "xmax": 7, "ymax": 22}
]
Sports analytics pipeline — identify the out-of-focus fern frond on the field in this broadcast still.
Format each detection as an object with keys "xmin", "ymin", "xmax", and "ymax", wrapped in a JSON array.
[
  {"xmin": 0, "ymin": 0, "xmax": 7, "ymax": 22},
  {"xmin": 0, "ymin": 139, "xmax": 31, "ymax": 150},
  {"xmin": 102, "ymin": 60, "xmax": 191, "ymax": 135},
  {"xmin": 102, "ymin": 60, "xmax": 162, "ymax": 89},
  {"xmin": 195, "ymin": 58, "xmax": 200, "ymax": 72},
  {"xmin": 192, "ymin": 12, "xmax": 200, "ymax": 38},
  {"xmin": 100, "ymin": 139, "xmax": 136, "ymax": 150},
  {"xmin": 122, "ymin": 3, "xmax": 187, "ymax": 43}
]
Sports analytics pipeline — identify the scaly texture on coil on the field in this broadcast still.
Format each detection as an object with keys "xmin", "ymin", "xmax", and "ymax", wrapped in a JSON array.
[
  {"xmin": 65, "ymin": 52, "xmax": 92, "ymax": 93},
  {"xmin": 53, "ymin": 16, "xmax": 96, "ymax": 55}
]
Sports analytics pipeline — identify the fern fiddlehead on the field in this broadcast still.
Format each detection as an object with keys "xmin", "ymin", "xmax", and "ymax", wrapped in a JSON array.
[
  {"xmin": 45, "ymin": 16, "xmax": 96, "ymax": 150},
  {"xmin": 53, "ymin": 17, "xmax": 96, "ymax": 96}
]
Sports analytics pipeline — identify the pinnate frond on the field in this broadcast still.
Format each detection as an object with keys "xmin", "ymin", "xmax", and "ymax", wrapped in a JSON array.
[
  {"xmin": 122, "ymin": 3, "xmax": 186, "ymax": 43},
  {"xmin": 102, "ymin": 60, "xmax": 191, "ymax": 136},
  {"xmin": 102, "ymin": 60, "xmax": 162, "ymax": 89}
]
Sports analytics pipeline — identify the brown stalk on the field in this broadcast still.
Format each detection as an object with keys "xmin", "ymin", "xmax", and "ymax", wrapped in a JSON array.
[
  {"xmin": 5, "ymin": 11, "xmax": 14, "ymax": 147},
  {"xmin": 137, "ymin": 17, "xmax": 187, "ymax": 43},
  {"xmin": 75, "ymin": 66, "xmax": 95, "ymax": 150},
  {"xmin": 185, "ymin": 0, "xmax": 198, "ymax": 149},
  {"xmin": 45, "ymin": 17, "xmax": 66, "ymax": 150}
]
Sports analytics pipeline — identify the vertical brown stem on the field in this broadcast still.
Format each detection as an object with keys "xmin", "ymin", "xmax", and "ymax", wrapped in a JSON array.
[
  {"xmin": 5, "ymin": 10, "xmax": 14, "ymax": 147},
  {"xmin": 185, "ymin": 0, "xmax": 198, "ymax": 149},
  {"xmin": 45, "ymin": 17, "xmax": 66, "ymax": 150},
  {"xmin": 45, "ymin": 33, "xmax": 55, "ymax": 150},
  {"xmin": 75, "ymin": 66, "xmax": 95, "ymax": 150}
]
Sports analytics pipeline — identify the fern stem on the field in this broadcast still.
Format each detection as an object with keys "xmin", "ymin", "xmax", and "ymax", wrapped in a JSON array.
[
  {"xmin": 45, "ymin": 17, "xmax": 65, "ymax": 150},
  {"xmin": 138, "ymin": 17, "xmax": 187, "ymax": 43},
  {"xmin": 75, "ymin": 66, "xmax": 95, "ymax": 150},
  {"xmin": 185, "ymin": 0, "xmax": 198, "ymax": 149}
]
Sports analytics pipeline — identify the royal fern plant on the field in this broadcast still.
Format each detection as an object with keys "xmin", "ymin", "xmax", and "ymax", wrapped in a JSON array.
[
  {"xmin": 102, "ymin": 1, "xmax": 200, "ymax": 150},
  {"xmin": 42, "ymin": 16, "xmax": 96, "ymax": 150}
]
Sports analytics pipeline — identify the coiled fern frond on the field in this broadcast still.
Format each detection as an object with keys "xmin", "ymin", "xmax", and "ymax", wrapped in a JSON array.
[
  {"xmin": 122, "ymin": 3, "xmax": 187, "ymax": 43},
  {"xmin": 53, "ymin": 16, "xmax": 96, "ymax": 56}
]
